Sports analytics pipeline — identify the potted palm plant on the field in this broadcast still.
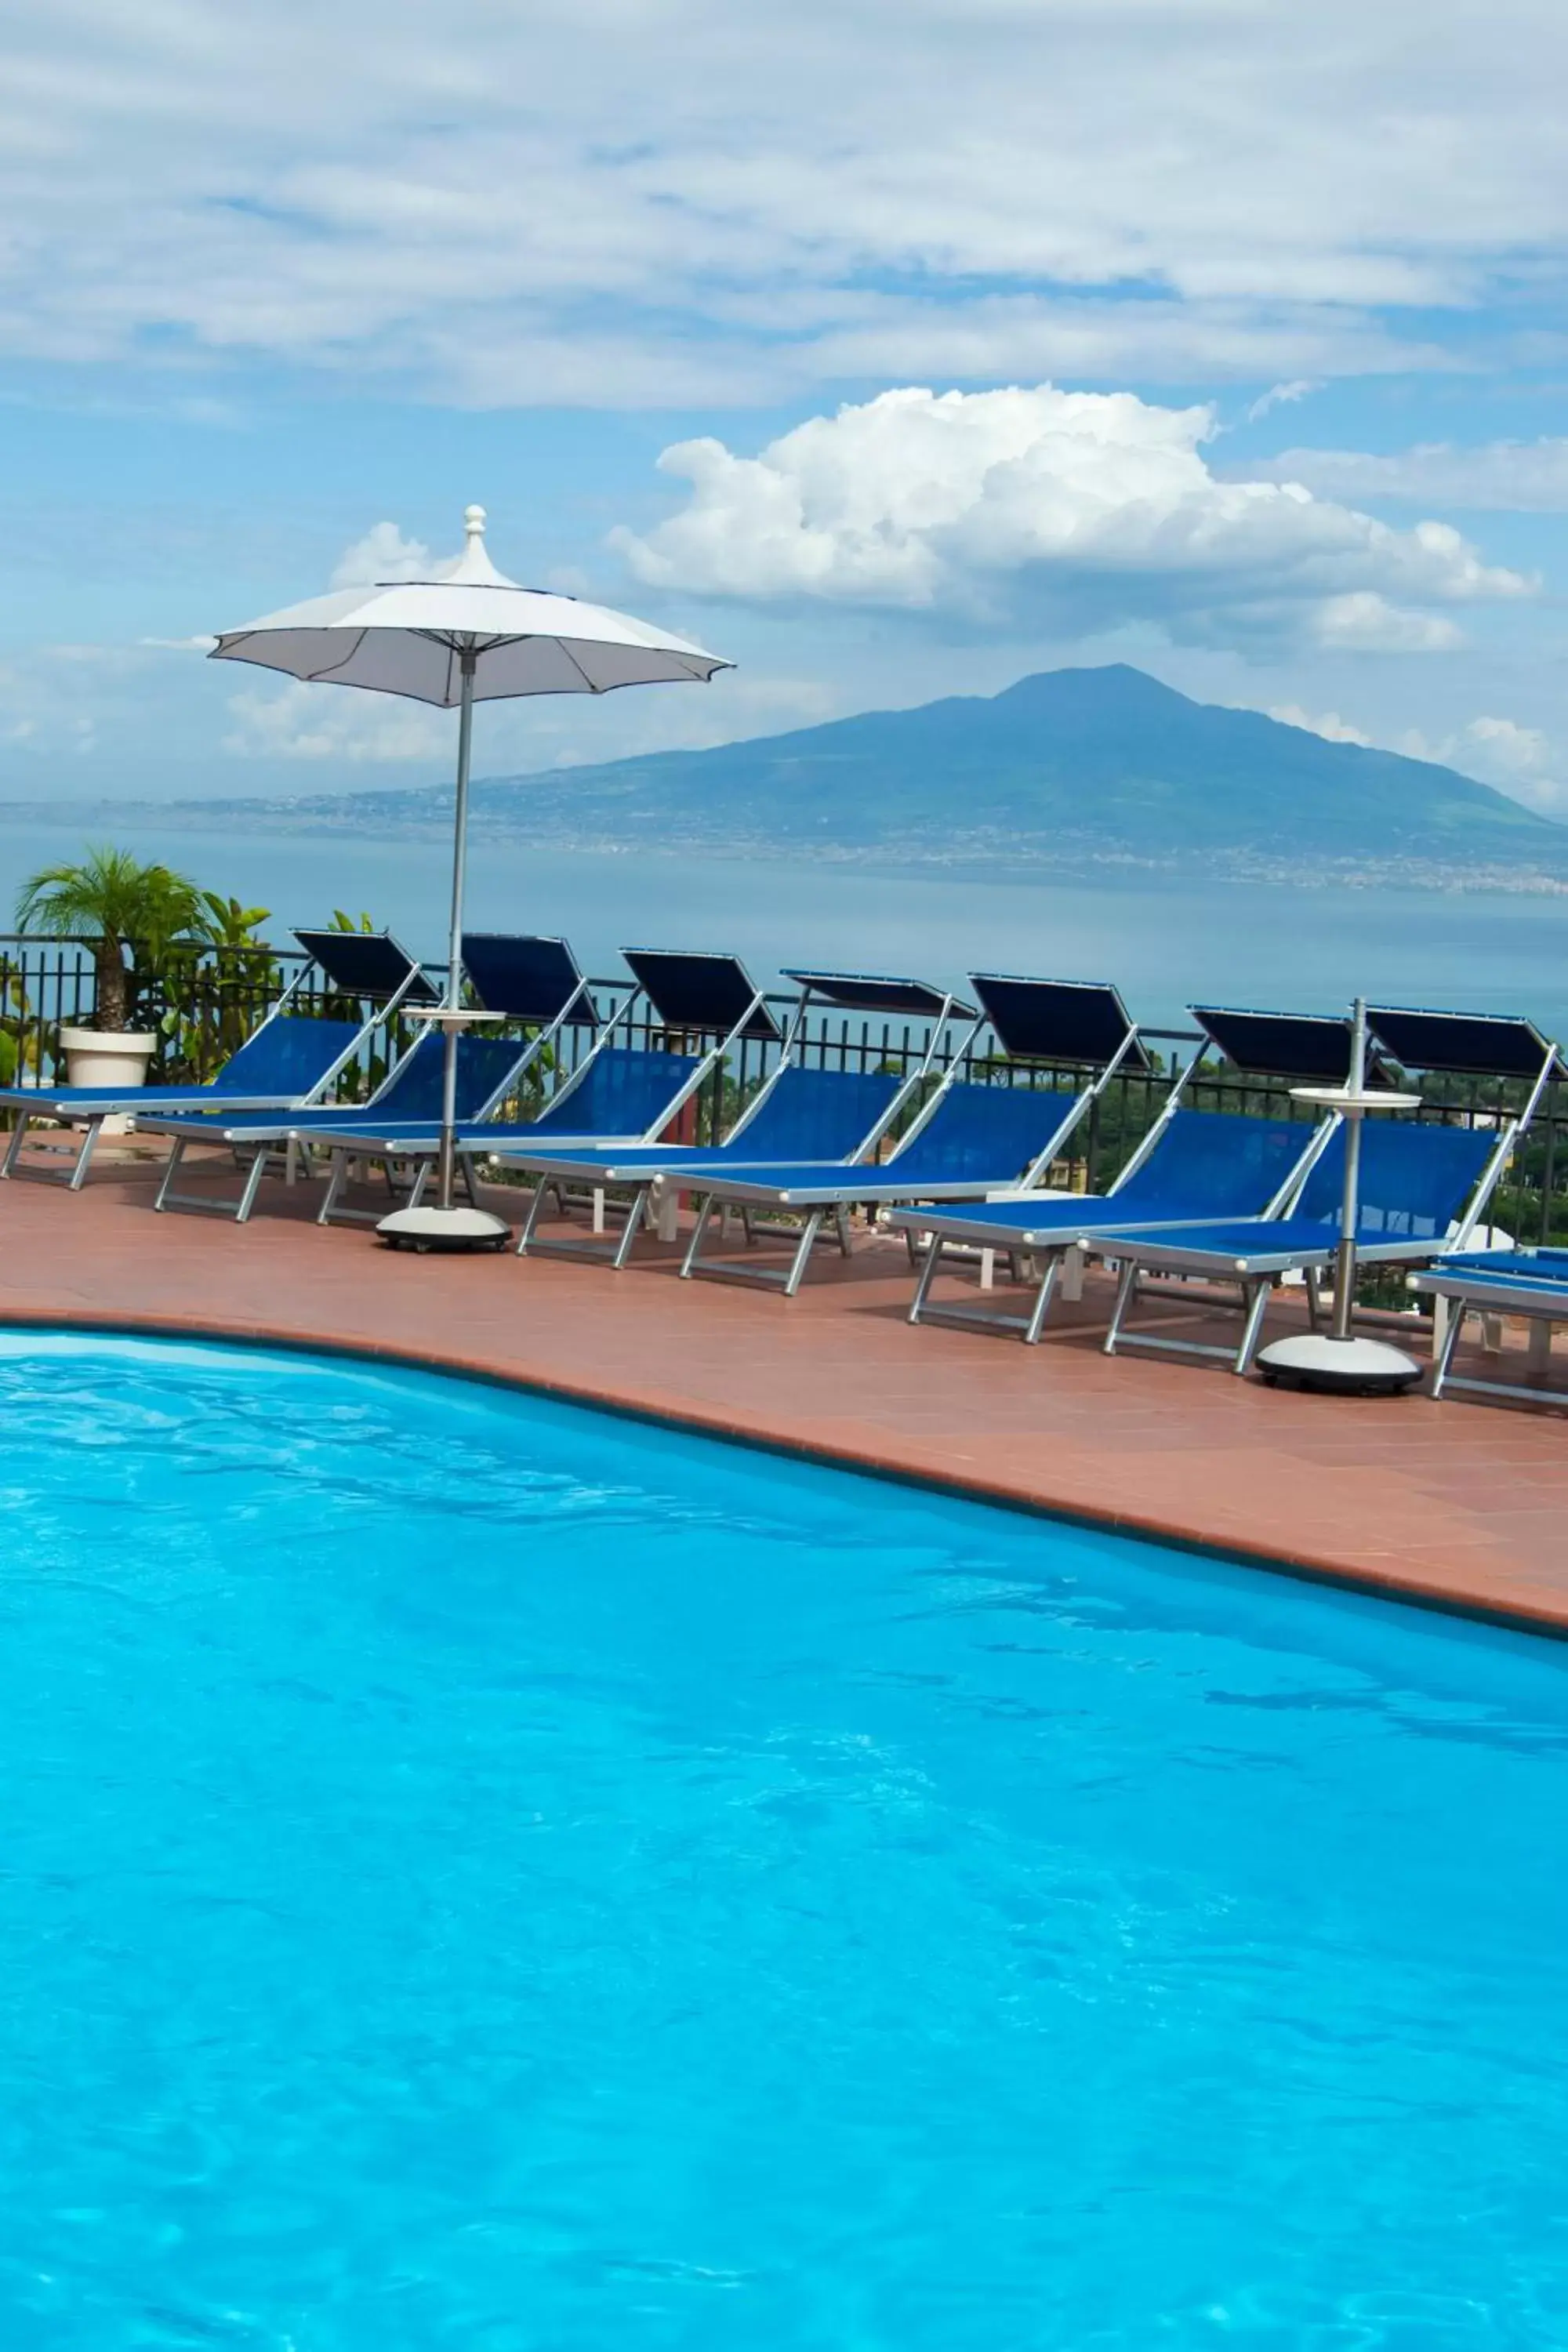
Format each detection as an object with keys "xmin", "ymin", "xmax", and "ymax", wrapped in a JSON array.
[{"xmin": 15, "ymin": 846, "xmax": 204, "ymax": 1094}]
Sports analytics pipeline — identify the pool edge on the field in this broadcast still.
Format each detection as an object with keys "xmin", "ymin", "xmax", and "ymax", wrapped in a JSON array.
[{"xmin": 5, "ymin": 1301, "xmax": 1563, "ymax": 1645}]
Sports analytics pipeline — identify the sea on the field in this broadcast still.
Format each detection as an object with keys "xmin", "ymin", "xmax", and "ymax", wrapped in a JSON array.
[{"xmin": 2, "ymin": 819, "xmax": 1566, "ymax": 1037}]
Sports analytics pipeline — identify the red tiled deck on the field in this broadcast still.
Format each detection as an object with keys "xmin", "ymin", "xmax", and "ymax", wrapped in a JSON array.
[{"xmin": 3, "ymin": 1142, "xmax": 1566, "ymax": 1635}]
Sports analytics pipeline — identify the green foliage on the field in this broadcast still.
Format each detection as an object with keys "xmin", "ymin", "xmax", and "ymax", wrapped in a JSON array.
[
  {"xmin": 157, "ymin": 894, "xmax": 281, "ymax": 1083},
  {"xmin": 13, "ymin": 845, "xmax": 204, "ymax": 1033}
]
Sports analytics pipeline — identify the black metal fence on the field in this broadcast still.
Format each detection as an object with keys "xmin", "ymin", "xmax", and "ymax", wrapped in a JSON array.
[{"xmin": 2, "ymin": 933, "xmax": 1562, "ymax": 1243}]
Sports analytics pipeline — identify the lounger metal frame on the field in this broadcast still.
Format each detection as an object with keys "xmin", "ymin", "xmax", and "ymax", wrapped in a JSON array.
[
  {"xmin": 0, "ymin": 935, "xmax": 427, "ymax": 1193},
  {"xmin": 499, "ymin": 963, "xmax": 785, "ymax": 1265},
  {"xmin": 314, "ymin": 964, "xmax": 601, "ymax": 1227},
  {"xmin": 509, "ymin": 975, "xmax": 924, "ymax": 1269},
  {"xmin": 1098, "ymin": 1033, "xmax": 1559, "ymax": 1375},
  {"xmin": 900, "ymin": 1049, "xmax": 1210, "ymax": 1341},
  {"xmin": 313, "ymin": 949, "xmax": 776, "ymax": 1234},
  {"xmin": 677, "ymin": 998, "xmax": 1143, "ymax": 1298},
  {"xmin": 1420, "ymin": 1261, "xmax": 1568, "ymax": 1409}
]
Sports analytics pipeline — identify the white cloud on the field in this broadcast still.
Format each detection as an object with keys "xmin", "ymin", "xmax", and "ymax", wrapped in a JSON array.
[
  {"xmin": 1308, "ymin": 593, "xmax": 1462, "ymax": 653},
  {"xmin": 0, "ymin": 1, "xmax": 1565, "ymax": 402},
  {"xmin": 222, "ymin": 677, "xmax": 452, "ymax": 762},
  {"xmin": 1241, "ymin": 440, "xmax": 1568, "ymax": 512},
  {"xmin": 329, "ymin": 522, "xmax": 431, "ymax": 589},
  {"xmin": 1246, "ymin": 379, "xmax": 1321, "ymax": 423},
  {"xmin": 1408, "ymin": 714, "xmax": 1567, "ymax": 815},
  {"xmin": 1268, "ymin": 703, "xmax": 1373, "ymax": 746},
  {"xmin": 1263, "ymin": 697, "xmax": 1568, "ymax": 814},
  {"xmin": 613, "ymin": 384, "xmax": 1529, "ymax": 649}
]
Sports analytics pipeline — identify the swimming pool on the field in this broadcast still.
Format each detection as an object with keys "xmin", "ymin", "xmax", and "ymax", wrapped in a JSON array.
[{"xmin": 2, "ymin": 1330, "xmax": 1565, "ymax": 2349}]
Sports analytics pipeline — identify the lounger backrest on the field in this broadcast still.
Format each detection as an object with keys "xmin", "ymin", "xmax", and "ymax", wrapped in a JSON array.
[
  {"xmin": 889, "ymin": 1081, "xmax": 1086, "ymax": 1185},
  {"xmin": 529, "ymin": 1047, "xmax": 707, "ymax": 1138},
  {"xmin": 293, "ymin": 928, "xmax": 438, "ymax": 1005},
  {"xmin": 1113, "ymin": 1109, "xmax": 1314, "ymax": 1219},
  {"xmin": 376, "ymin": 1033, "xmax": 529, "ymax": 1121},
  {"xmin": 1297, "ymin": 1119, "xmax": 1497, "ymax": 1240},
  {"xmin": 209, "ymin": 1014, "xmax": 365, "ymax": 1096},
  {"xmin": 727, "ymin": 1066, "xmax": 903, "ymax": 1161}
]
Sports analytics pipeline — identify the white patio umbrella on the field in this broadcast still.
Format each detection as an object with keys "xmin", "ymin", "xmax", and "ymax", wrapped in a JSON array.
[{"xmin": 209, "ymin": 506, "xmax": 731, "ymax": 1247}]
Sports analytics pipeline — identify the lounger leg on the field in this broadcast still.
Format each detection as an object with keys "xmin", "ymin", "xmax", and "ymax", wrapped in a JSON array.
[
  {"xmin": 1236, "ymin": 1279, "xmax": 1274, "ymax": 1375},
  {"xmin": 1430, "ymin": 1300, "xmax": 1467, "ymax": 1399},
  {"xmin": 235, "ymin": 1149, "xmax": 270, "ymax": 1225},
  {"xmin": 1528, "ymin": 1319, "xmax": 1553, "ymax": 1376},
  {"xmin": 1304, "ymin": 1267, "xmax": 1323, "ymax": 1328},
  {"xmin": 1104, "ymin": 1258, "xmax": 1140, "ymax": 1355},
  {"xmin": 318, "ymin": 1149, "xmax": 350, "ymax": 1225},
  {"xmin": 833, "ymin": 1206, "xmax": 852, "ymax": 1258},
  {"xmin": 612, "ymin": 1186, "xmax": 648, "ymax": 1272},
  {"xmin": 1, "ymin": 1115, "xmax": 27, "ymax": 1179},
  {"xmin": 1427, "ymin": 1295, "xmax": 1448, "ymax": 1361},
  {"xmin": 654, "ymin": 1181, "xmax": 679, "ymax": 1244},
  {"xmin": 517, "ymin": 1178, "xmax": 550, "ymax": 1256},
  {"xmin": 679, "ymin": 1196, "xmax": 717, "ymax": 1279},
  {"xmin": 67, "ymin": 1118, "xmax": 101, "ymax": 1192},
  {"xmin": 740, "ymin": 1207, "xmax": 755, "ymax": 1248},
  {"xmin": 1023, "ymin": 1251, "xmax": 1063, "ymax": 1346},
  {"xmin": 979, "ymin": 1247, "xmax": 996, "ymax": 1291},
  {"xmin": 1060, "ymin": 1245, "xmax": 1083, "ymax": 1304},
  {"xmin": 784, "ymin": 1210, "xmax": 827, "ymax": 1298},
  {"xmin": 154, "ymin": 1133, "xmax": 187, "ymax": 1212},
  {"xmin": 908, "ymin": 1237, "xmax": 944, "ymax": 1326},
  {"xmin": 906, "ymin": 1227, "xmax": 921, "ymax": 1268}
]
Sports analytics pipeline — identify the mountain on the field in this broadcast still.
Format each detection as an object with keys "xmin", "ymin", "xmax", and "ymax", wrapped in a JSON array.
[{"xmin": 9, "ymin": 665, "xmax": 1566, "ymax": 884}]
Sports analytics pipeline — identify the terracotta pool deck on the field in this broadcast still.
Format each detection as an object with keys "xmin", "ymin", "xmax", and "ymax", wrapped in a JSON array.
[{"xmin": 3, "ymin": 1145, "xmax": 1566, "ymax": 1635}]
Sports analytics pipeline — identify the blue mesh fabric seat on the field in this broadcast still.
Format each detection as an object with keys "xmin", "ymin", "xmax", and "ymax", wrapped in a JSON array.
[
  {"xmin": 505, "ymin": 1065, "xmax": 906, "ymax": 1179},
  {"xmin": 0, "ymin": 1010, "xmax": 376, "ymax": 1193},
  {"xmin": 1292, "ymin": 1119, "xmax": 1496, "ymax": 1244},
  {"xmin": 524, "ymin": 1049, "xmax": 708, "ymax": 1140},
  {"xmin": 361, "ymin": 1033, "xmax": 527, "ymax": 1123},
  {"xmin": 723, "ymin": 1066, "xmax": 902, "ymax": 1163},
  {"xmin": 148, "ymin": 1030, "xmax": 531, "ymax": 1139},
  {"xmin": 1112, "ymin": 1109, "xmax": 1312, "ymax": 1220},
  {"xmin": 891, "ymin": 1110, "xmax": 1316, "ymax": 1252},
  {"xmin": 0, "ymin": 1014, "xmax": 365, "ymax": 1116},
  {"xmin": 1083, "ymin": 1116, "xmax": 1507, "ymax": 1377},
  {"xmin": 886, "ymin": 1082, "xmax": 1084, "ymax": 1188},
  {"xmin": 203, "ymin": 1016, "xmax": 366, "ymax": 1098}
]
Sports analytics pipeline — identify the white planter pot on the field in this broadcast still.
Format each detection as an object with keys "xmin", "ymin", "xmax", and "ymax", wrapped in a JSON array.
[{"xmin": 59, "ymin": 1028, "xmax": 158, "ymax": 1131}]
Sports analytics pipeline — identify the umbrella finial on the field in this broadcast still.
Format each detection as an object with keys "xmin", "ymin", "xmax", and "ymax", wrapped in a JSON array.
[{"xmin": 464, "ymin": 504, "xmax": 487, "ymax": 543}]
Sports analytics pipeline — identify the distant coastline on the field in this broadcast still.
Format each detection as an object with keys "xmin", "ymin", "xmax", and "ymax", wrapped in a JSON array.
[{"xmin": 2, "ymin": 792, "xmax": 1566, "ymax": 895}]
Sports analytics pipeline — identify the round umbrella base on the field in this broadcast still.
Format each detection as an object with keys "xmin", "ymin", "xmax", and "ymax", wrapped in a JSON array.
[
  {"xmin": 1257, "ymin": 1332, "xmax": 1423, "ymax": 1396},
  {"xmin": 376, "ymin": 1204, "xmax": 512, "ymax": 1254}
]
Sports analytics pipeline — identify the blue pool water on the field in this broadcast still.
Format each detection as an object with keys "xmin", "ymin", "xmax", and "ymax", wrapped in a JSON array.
[{"xmin": 2, "ymin": 1334, "xmax": 1566, "ymax": 2350}]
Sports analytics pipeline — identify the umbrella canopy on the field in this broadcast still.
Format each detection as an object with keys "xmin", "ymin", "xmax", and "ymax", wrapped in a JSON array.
[
  {"xmin": 208, "ymin": 506, "xmax": 731, "ymax": 1237},
  {"xmin": 212, "ymin": 508, "xmax": 729, "ymax": 703}
]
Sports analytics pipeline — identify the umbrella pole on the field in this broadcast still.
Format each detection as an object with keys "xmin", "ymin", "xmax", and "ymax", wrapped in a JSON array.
[
  {"xmin": 436, "ymin": 648, "xmax": 477, "ymax": 1214},
  {"xmin": 1329, "ymin": 997, "xmax": 1367, "ymax": 1342}
]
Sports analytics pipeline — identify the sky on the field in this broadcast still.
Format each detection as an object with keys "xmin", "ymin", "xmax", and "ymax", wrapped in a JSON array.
[{"xmin": 2, "ymin": 0, "xmax": 1568, "ymax": 811}]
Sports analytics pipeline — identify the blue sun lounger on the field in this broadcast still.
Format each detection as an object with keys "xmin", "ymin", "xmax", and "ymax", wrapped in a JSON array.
[
  {"xmin": 1418, "ymin": 1250, "xmax": 1568, "ymax": 1409},
  {"xmin": 1091, "ymin": 1006, "xmax": 1563, "ymax": 1376},
  {"xmin": 668, "ymin": 973, "xmax": 1150, "ymax": 1296},
  {"xmin": 142, "ymin": 932, "xmax": 593, "ymax": 1224},
  {"xmin": 0, "ymin": 925, "xmax": 434, "ymax": 1192},
  {"xmin": 502, "ymin": 967, "xmax": 972, "ymax": 1269},
  {"xmin": 309, "ymin": 946, "xmax": 779, "ymax": 1228},
  {"xmin": 887, "ymin": 1002, "xmax": 1356, "ymax": 1342}
]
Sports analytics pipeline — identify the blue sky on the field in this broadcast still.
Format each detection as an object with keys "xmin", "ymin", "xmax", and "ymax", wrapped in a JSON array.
[{"xmin": 2, "ymin": 0, "xmax": 1568, "ymax": 809}]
